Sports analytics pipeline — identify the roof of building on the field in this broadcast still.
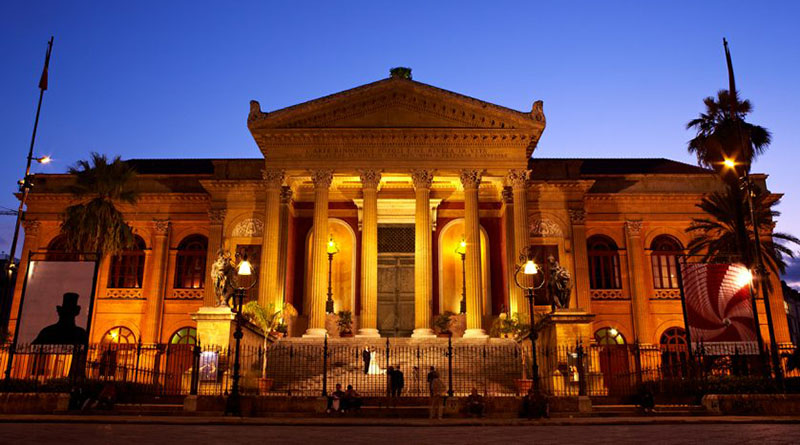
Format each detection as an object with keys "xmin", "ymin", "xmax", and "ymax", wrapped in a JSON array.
[{"xmin": 122, "ymin": 157, "xmax": 712, "ymax": 177}]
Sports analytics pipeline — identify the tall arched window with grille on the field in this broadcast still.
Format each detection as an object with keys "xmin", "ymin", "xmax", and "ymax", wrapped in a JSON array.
[
  {"xmin": 175, "ymin": 235, "xmax": 208, "ymax": 289},
  {"xmin": 650, "ymin": 235, "xmax": 683, "ymax": 289},
  {"xmin": 587, "ymin": 235, "xmax": 622, "ymax": 289},
  {"xmin": 45, "ymin": 235, "xmax": 79, "ymax": 261},
  {"xmin": 107, "ymin": 236, "xmax": 146, "ymax": 289},
  {"xmin": 659, "ymin": 327, "xmax": 688, "ymax": 378}
]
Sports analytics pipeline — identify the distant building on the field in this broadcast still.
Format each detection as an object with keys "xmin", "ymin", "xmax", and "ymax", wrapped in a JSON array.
[
  {"xmin": 782, "ymin": 281, "xmax": 800, "ymax": 345},
  {"xmin": 5, "ymin": 71, "xmax": 794, "ymax": 350}
]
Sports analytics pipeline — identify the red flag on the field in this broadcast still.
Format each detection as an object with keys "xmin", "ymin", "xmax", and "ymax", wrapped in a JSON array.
[{"xmin": 38, "ymin": 37, "xmax": 53, "ymax": 91}]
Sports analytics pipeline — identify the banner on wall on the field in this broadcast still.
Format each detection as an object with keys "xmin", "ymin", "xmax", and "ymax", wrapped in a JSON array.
[
  {"xmin": 679, "ymin": 263, "xmax": 758, "ymax": 355},
  {"xmin": 16, "ymin": 259, "xmax": 99, "ymax": 345}
]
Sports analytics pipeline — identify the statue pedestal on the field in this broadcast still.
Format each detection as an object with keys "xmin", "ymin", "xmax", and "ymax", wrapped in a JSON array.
[
  {"xmin": 538, "ymin": 310, "xmax": 605, "ymax": 396},
  {"xmin": 192, "ymin": 306, "xmax": 236, "ymax": 348}
]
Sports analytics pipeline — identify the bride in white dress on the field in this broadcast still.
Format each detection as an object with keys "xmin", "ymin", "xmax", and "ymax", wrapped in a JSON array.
[{"xmin": 367, "ymin": 350, "xmax": 384, "ymax": 375}]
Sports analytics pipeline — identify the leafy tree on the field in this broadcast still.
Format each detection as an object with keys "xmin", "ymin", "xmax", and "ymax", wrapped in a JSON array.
[
  {"xmin": 59, "ymin": 153, "xmax": 138, "ymax": 258},
  {"xmin": 241, "ymin": 301, "xmax": 297, "ymax": 376},
  {"xmin": 687, "ymin": 184, "xmax": 799, "ymax": 283}
]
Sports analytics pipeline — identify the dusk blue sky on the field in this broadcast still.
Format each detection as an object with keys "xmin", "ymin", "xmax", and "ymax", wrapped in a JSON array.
[{"xmin": 2, "ymin": 1, "xmax": 800, "ymax": 283}]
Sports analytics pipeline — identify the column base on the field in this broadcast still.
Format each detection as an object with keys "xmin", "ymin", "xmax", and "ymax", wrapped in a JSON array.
[
  {"xmin": 462, "ymin": 328, "xmax": 489, "ymax": 339},
  {"xmin": 355, "ymin": 328, "xmax": 381, "ymax": 338},
  {"xmin": 302, "ymin": 328, "xmax": 328, "ymax": 338},
  {"xmin": 411, "ymin": 328, "xmax": 436, "ymax": 339}
]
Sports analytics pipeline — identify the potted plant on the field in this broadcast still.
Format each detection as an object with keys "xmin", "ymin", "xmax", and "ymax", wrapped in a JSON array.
[
  {"xmin": 491, "ymin": 312, "xmax": 522, "ymax": 339},
  {"xmin": 434, "ymin": 311, "xmax": 456, "ymax": 337},
  {"xmin": 241, "ymin": 301, "xmax": 297, "ymax": 394},
  {"xmin": 337, "ymin": 310, "xmax": 354, "ymax": 337}
]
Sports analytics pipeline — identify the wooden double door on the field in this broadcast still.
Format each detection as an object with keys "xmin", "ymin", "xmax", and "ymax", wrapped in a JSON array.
[{"xmin": 377, "ymin": 253, "xmax": 415, "ymax": 337}]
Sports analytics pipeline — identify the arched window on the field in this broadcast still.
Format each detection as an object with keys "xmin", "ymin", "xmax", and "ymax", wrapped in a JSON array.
[
  {"xmin": 108, "ymin": 236, "xmax": 146, "ymax": 289},
  {"xmin": 651, "ymin": 235, "xmax": 683, "ymax": 289},
  {"xmin": 169, "ymin": 327, "xmax": 197, "ymax": 345},
  {"xmin": 594, "ymin": 327, "xmax": 626, "ymax": 345},
  {"xmin": 588, "ymin": 236, "xmax": 621, "ymax": 290},
  {"xmin": 659, "ymin": 327, "xmax": 688, "ymax": 378},
  {"xmin": 175, "ymin": 235, "xmax": 208, "ymax": 289},
  {"xmin": 101, "ymin": 326, "xmax": 136, "ymax": 344}
]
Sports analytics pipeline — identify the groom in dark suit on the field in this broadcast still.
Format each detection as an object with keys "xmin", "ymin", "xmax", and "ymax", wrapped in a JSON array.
[{"xmin": 362, "ymin": 347, "xmax": 371, "ymax": 374}]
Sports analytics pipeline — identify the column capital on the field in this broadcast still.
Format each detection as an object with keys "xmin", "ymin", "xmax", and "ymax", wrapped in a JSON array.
[
  {"xmin": 359, "ymin": 169, "xmax": 382, "ymax": 189},
  {"xmin": 208, "ymin": 208, "xmax": 227, "ymax": 225},
  {"xmin": 459, "ymin": 169, "xmax": 483, "ymax": 189},
  {"xmin": 625, "ymin": 220, "xmax": 644, "ymax": 237},
  {"xmin": 310, "ymin": 169, "xmax": 334, "ymax": 189},
  {"xmin": 411, "ymin": 169, "xmax": 434, "ymax": 190},
  {"xmin": 261, "ymin": 168, "xmax": 285, "ymax": 188},
  {"xmin": 501, "ymin": 186, "xmax": 514, "ymax": 204},
  {"xmin": 22, "ymin": 219, "xmax": 41, "ymax": 237},
  {"xmin": 153, "ymin": 219, "xmax": 171, "ymax": 235},
  {"xmin": 279, "ymin": 185, "xmax": 293, "ymax": 204},
  {"xmin": 506, "ymin": 169, "xmax": 530, "ymax": 189},
  {"xmin": 568, "ymin": 209, "xmax": 586, "ymax": 225}
]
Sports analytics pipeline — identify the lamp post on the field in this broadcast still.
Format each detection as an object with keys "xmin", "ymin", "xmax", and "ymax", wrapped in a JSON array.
[
  {"xmin": 723, "ymin": 159, "xmax": 782, "ymax": 382},
  {"xmin": 325, "ymin": 235, "xmax": 339, "ymax": 314},
  {"xmin": 513, "ymin": 246, "xmax": 546, "ymax": 393},
  {"xmin": 455, "ymin": 236, "xmax": 467, "ymax": 314},
  {"xmin": 224, "ymin": 255, "xmax": 256, "ymax": 417}
]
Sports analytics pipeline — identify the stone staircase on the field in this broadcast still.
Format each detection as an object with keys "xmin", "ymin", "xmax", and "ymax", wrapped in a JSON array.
[{"xmin": 264, "ymin": 337, "xmax": 523, "ymax": 397}]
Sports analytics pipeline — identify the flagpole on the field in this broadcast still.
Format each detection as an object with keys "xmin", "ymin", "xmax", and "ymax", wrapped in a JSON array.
[{"xmin": 1, "ymin": 36, "xmax": 54, "ymax": 334}]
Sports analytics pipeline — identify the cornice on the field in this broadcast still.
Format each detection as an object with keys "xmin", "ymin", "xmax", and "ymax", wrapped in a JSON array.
[
  {"xmin": 586, "ymin": 193, "xmax": 705, "ymax": 202},
  {"xmin": 26, "ymin": 193, "xmax": 210, "ymax": 203}
]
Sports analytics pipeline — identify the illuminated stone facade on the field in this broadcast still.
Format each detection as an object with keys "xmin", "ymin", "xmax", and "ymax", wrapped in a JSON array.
[{"xmin": 8, "ymin": 72, "xmax": 792, "ymax": 347}]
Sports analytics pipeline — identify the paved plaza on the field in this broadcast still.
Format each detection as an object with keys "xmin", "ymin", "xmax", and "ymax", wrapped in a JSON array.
[{"xmin": 2, "ymin": 420, "xmax": 800, "ymax": 444}]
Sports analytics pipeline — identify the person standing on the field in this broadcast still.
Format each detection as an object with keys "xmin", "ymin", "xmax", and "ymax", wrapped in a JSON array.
[
  {"xmin": 429, "ymin": 376, "xmax": 446, "ymax": 419},
  {"xmin": 426, "ymin": 366, "xmax": 439, "ymax": 396},
  {"xmin": 391, "ymin": 365, "xmax": 404, "ymax": 399},
  {"xmin": 362, "ymin": 347, "xmax": 371, "ymax": 374}
]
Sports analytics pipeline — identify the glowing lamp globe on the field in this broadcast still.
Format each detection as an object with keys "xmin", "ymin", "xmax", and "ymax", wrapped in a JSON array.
[
  {"xmin": 237, "ymin": 258, "xmax": 253, "ymax": 276},
  {"xmin": 523, "ymin": 260, "xmax": 538, "ymax": 275}
]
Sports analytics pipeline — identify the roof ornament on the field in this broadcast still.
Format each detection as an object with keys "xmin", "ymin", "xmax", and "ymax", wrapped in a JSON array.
[
  {"xmin": 390, "ymin": 67, "xmax": 412, "ymax": 80},
  {"xmin": 248, "ymin": 100, "xmax": 267, "ymax": 123},
  {"xmin": 531, "ymin": 100, "xmax": 545, "ymax": 123}
]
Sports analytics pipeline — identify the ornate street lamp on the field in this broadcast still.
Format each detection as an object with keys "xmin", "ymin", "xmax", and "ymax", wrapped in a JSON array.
[
  {"xmin": 455, "ymin": 236, "xmax": 467, "ymax": 314},
  {"xmin": 224, "ymin": 255, "xmax": 257, "ymax": 417},
  {"xmin": 513, "ymin": 246, "xmax": 546, "ymax": 393},
  {"xmin": 325, "ymin": 235, "xmax": 339, "ymax": 314},
  {"xmin": 723, "ymin": 159, "xmax": 782, "ymax": 381}
]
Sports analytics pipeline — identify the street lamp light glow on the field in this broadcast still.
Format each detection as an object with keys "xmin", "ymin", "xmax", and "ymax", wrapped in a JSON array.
[
  {"xmin": 237, "ymin": 258, "xmax": 252, "ymax": 276},
  {"xmin": 723, "ymin": 158, "xmax": 736, "ymax": 169},
  {"xmin": 37, "ymin": 155, "xmax": 52, "ymax": 164}
]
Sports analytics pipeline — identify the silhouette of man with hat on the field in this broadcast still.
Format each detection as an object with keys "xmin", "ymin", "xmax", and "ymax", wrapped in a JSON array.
[{"xmin": 32, "ymin": 292, "xmax": 89, "ymax": 345}]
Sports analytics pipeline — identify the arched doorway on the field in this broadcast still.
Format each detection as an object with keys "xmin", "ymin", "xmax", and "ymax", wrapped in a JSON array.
[
  {"xmin": 437, "ymin": 219, "xmax": 491, "ymax": 317},
  {"xmin": 304, "ymin": 218, "xmax": 357, "ymax": 315},
  {"xmin": 594, "ymin": 327, "xmax": 630, "ymax": 396},
  {"xmin": 660, "ymin": 327, "xmax": 688, "ymax": 378},
  {"xmin": 97, "ymin": 326, "xmax": 137, "ymax": 380},
  {"xmin": 165, "ymin": 327, "xmax": 197, "ymax": 394}
]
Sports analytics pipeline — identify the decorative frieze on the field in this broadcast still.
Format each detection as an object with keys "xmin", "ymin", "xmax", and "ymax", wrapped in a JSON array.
[
  {"xmin": 529, "ymin": 219, "xmax": 563, "ymax": 238},
  {"xmin": 590, "ymin": 289, "xmax": 627, "ymax": 300},
  {"xmin": 103, "ymin": 288, "xmax": 144, "ymax": 299},
  {"xmin": 410, "ymin": 169, "xmax": 434, "ymax": 189},
  {"xmin": 231, "ymin": 218, "xmax": 264, "ymax": 237},
  {"xmin": 652, "ymin": 289, "xmax": 681, "ymax": 300},
  {"xmin": 459, "ymin": 169, "xmax": 483, "ymax": 189},
  {"xmin": 169, "ymin": 289, "xmax": 204, "ymax": 300}
]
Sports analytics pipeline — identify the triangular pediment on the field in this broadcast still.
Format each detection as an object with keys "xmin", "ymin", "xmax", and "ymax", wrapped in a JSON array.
[{"xmin": 247, "ymin": 76, "xmax": 545, "ymax": 131}]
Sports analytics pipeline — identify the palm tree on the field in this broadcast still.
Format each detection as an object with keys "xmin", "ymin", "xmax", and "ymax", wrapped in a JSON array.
[
  {"xmin": 241, "ymin": 301, "xmax": 297, "ymax": 376},
  {"xmin": 687, "ymin": 89, "xmax": 771, "ymax": 177},
  {"xmin": 59, "ymin": 153, "xmax": 138, "ymax": 258},
  {"xmin": 686, "ymin": 184, "xmax": 799, "ymax": 282}
]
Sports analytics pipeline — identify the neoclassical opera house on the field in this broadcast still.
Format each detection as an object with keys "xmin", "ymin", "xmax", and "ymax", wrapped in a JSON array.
[{"xmin": 10, "ymin": 69, "xmax": 792, "ymax": 350}]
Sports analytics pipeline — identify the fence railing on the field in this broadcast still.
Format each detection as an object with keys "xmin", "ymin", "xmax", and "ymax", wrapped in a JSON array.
[{"xmin": 0, "ymin": 340, "xmax": 796, "ymax": 401}]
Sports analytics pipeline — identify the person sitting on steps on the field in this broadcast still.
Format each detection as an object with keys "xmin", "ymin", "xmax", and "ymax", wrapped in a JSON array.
[
  {"xmin": 466, "ymin": 387, "xmax": 485, "ymax": 418},
  {"xmin": 342, "ymin": 384, "xmax": 363, "ymax": 412},
  {"xmin": 327, "ymin": 383, "xmax": 346, "ymax": 413}
]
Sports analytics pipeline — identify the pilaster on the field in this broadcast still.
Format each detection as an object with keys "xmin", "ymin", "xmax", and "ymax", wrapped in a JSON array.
[
  {"xmin": 625, "ymin": 220, "xmax": 651, "ymax": 343},
  {"xmin": 144, "ymin": 219, "xmax": 170, "ymax": 343},
  {"xmin": 260, "ymin": 168, "xmax": 284, "ymax": 310},
  {"xmin": 203, "ymin": 208, "xmax": 226, "ymax": 307},
  {"xmin": 569, "ymin": 209, "xmax": 590, "ymax": 311},
  {"xmin": 508, "ymin": 169, "xmax": 530, "ymax": 317}
]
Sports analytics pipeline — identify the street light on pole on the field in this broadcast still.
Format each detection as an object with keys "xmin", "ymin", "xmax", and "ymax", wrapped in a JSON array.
[
  {"xmin": 224, "ymin": 255, "xmax": 257, "ymax": 417},
  {"xmin": 455, "ymin": 236, "xmax": 467, "ymax": 314},
  {"xmin": 325, "ymin": 235, "xmax": 339, "ymax": 314},
  {"xmin": 513, "ymin": 246, "xmax": 546, "ymax": 394}
]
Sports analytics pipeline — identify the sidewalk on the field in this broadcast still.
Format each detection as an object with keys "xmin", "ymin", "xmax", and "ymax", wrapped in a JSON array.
[{"xmin": 1, "ymin": 414, "xmax": 799, "ymax": 426}]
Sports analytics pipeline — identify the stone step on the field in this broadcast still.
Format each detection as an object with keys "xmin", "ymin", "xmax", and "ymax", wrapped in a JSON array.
[{"xmin": 591, "ymin": 404, "xmax": 706, "ymax": 416}]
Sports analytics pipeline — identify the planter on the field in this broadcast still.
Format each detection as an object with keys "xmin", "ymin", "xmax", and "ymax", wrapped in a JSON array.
[
  {"xmin": 437, "ymin": 332, "xmax": 452, "ymax": 338},
  {"xmin": 258, "ymin": 378, "xmax": 274, "ymax": 395},
  {"xmin": 515, "ymin": 378, "xmax": 533, "ymax": 395},
  {"xmin": 340, "ymin": 332, "xmax": 354, "ymax": 338}
]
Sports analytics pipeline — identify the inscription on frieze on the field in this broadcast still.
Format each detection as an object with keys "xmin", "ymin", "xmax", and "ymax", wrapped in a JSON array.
[{"xmin": 304, "ymin": 146, "xmax": 510, "ymax": 160}]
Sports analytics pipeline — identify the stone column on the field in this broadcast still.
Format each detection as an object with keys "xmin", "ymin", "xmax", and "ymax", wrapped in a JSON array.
[
  {"xmin": 144, "ymin": 219, "xmax": 170, "ymax": 343},
  {"xmin": 411, "ymin": 169, "xmax": 436, "ymax": 338},
  {"xmin": 260, "ymin": 169, "xmax": 284, "ymax": 309},
  {"xmin": 501, "ymin": 187, "xmax": 518, "ymax": 315},
  {"xmin": 460, "ymin": 169, "xmax": 488, "ymax": 338},
  {"xmin": 304, "ymin": 169, "xmax": 333, "ymax": 337},
  {"xmin": 275, "ymin": 186, "xmax": 293, "ymax": 309},
  {"xmin": 569, "ymin": 209, "xmax": 590, "ymax": 311},
  {"xmin": 357, "ymin": 170, "xmax": 381, "ymax": 337},
  {"xmin": 203, "ymin": 209, "xmax": 226, "ymax": 307},
  {"xmin": 625, "ymin": 220, "xmax": 652, "ymax": 343},
  {"xmin": 508, "ymin": 169, "xmax": 530, "ymax": 317}
]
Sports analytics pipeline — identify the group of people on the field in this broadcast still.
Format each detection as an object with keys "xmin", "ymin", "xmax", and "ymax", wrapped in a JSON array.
[{"xmin": 327, "ymin": 383, "xmax": 363, "ymax": 414}]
